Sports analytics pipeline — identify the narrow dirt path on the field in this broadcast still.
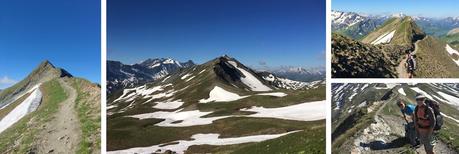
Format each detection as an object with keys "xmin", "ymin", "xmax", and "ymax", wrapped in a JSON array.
[
  {"xmin": 396, "ymin": 55, "xmax": 409, "ymax": 78},
  {"xmin": 38, "ymin": 78, "xmax": 81, "ymax": 153},
  {"xmin": 352, "ymin": 94, "xmax": 457, "ymax": 154}
]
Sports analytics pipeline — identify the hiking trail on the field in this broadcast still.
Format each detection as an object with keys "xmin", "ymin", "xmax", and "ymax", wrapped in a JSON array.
[
  {"xmin": 37, "ymin": 78, "xmax": 81, "ymax": 153},
  {"xmin": 351, "ymin": 95, "xmax": 457, "ymax": 154}
]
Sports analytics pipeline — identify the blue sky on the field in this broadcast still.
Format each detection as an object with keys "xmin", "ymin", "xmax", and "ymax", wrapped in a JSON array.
[
  {"xmin": 0, "ymin": 0, "xmax": 100, "ymax": 89},
  {"xmin": 108, "ymin": 0, "xmax": 325, "ymax": 69},
  {"xmin": 333, "ymin": 0, "xmax": 458, "ymax": 18}
]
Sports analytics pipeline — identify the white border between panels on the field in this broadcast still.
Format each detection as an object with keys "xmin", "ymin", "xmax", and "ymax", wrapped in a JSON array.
[{"xmin": 101, "ymin": 0, "xmax": 107, "ymax": 152}]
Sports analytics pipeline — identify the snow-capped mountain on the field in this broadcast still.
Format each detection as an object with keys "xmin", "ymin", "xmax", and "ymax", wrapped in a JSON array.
[
  {"xmin": 333, "ymin": 10, "xmax": 459, "ymax": 38},
  {"xmin": 332, "ymin": 10, "xmax": 387, "ymax": 39},
  {"xmin": 107, "ymin": 58, "xmax": 194, "ymax": 95},
  {"xmin": 259, "ymin": 72, "xmax": 323, "ymax": 90},
  {"xmin": 107, "ymin": 55, "xmax": 325, "ymax": 153},
  {"xmin": 266, "ymin": 66, "xmax": 325, "ymax": 82}
]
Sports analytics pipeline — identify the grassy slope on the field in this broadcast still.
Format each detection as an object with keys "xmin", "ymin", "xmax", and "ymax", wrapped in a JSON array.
[
  {"xmin": 71, "ymin": 78, "xmax": 101, "ymax": 154},
  {"xmin": 185, "ymin": 124, "xmax": 325, "ymax": 154},
  {"xmin": 0, "ymin": 79, "xmax": 67, "ymax": 153},
  {"xmin": 415, "ymin": 36, "xmax": 459, "ymax": 77}
]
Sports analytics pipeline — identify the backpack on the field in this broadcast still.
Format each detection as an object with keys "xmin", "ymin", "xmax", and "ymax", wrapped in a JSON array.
[
  {"xmin": 407, "ymin": 56, "xmax": 416, "ymax": 70},
  {"xmin": 415, "ymin": 99, "xmax": 443, "ymax": 130}
]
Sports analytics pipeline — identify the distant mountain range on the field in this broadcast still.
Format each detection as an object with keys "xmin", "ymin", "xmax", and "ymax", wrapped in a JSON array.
[
  {"xmin": 107, "ymin": 58, "xmax": 195, "ymax": 94},
  {"xmin": 261, "ymin": 66, "xmax": 325, "ymax": 82},
  {"xmin": 332, "ymin": 10, "xmax": 459, "ymax": 40}
]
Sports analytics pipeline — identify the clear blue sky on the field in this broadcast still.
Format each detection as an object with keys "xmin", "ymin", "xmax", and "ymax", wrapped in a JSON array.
[
  {"xmin": 0, "ymin": 0, "xmax": 100, "ymax": 89},
  {"xmin": 108, "ymin": 0, "xmax": 325, "ymax": 69},
  {"xmin": 333, "ymin": 0, "xmax": 458, "ymax": 18}
]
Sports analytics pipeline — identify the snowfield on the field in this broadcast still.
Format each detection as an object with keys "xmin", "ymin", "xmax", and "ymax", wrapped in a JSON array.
[
  {"xmin": 371, "ymin": 30, "xmax": 396, "ymax": 45},
  {"xmin": 227, "ymin": 61, "xmax": 272, "ymax": 91},
  {"xmin": 0, "ymin": 84, "xmax": 42, "ymax": 110},
  {"xmin": 240, "ymin": 100, "xmax": 325, "ymax": 121},
  {"xmin": 114, "ymin": 84, "xmax": 173, "ymax": 102},
  {"xmin": 398, "ymin": 88, "xmax": 406, "ymax": 96},
  {"xmin": 128, "ymin": 109, "xmax": 230, "ymax": 127},
  {"xmin": 410, "ymin": 87, "xmax": 434, "ymax": 100},
  {"xmin": 441, "ymin": 113, "xmax": 459, "ymax": 125},
  {"xmin": 107, "ymin": 131, "xmax": 297, "ymax": 154},
  {"xmin": 199, "ymin": 86, "xmax": 248, "ymax": 103},
  {"xmin": 445, "ymin": 44, "xmax": 459, "ymax": 67},
  {"xmin": 0, "ymin": 88, "xmax": 42, "ymax": 133},
  {"xmin": 181, "ymin": 73, "xmax": 192, "ymax": 80},
  {"xmin": 437, "ymin": 91, "xmax": 459, "ymax": 108},
  {"xmin": 185, "ymin": 76, "xmax": 195, "ymax": 82},
  {"xmin": 255, "ymin": 92, "xmax": 287, "ymax": 97},
  {"xmin": 153, "ymin": 99, "xmax": 185, "ymax": 110}
]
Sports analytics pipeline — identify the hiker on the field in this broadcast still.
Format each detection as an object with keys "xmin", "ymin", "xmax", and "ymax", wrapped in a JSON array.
[
  {"xmin": 405, "ymin": 53, "xmax": 416, "ymax": 78},
  {"xmin": 414, "ymin": 94, "xmax": 436, "ymax": 154},
  {"xmin": 397, "ymin": 100, "xmax": 418, "ymax": 147}
]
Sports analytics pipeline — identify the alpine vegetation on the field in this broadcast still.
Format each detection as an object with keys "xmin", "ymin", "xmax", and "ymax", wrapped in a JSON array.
[
  {"xmin": 107, "ymin": 56, "xmax": 326, "ymax": 153},
  {"xmin": 0, "ymin": 61, "xmax": 101, "ymax": 153},
  {"xmin": 332, "ymin": 11, "xmax": 459, "ymax": 78}
]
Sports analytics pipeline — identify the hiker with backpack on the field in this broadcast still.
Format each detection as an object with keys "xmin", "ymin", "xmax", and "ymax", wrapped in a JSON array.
[
  {"xmin": 405, "ymin": 53, "xmax": 416, "ymax": 78},
  {"xmin": 397, "ymin": 100, "xmax": 418, "ymax": 147},
  {"xmin": 414, "ymin": 93, "xmax": 443, "ymax": 154}
]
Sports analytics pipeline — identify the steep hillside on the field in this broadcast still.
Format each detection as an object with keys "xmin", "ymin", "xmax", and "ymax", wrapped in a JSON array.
[
  {"xmin": 414, "ymin": 36, "xmax": 459, "ymax": 77},
  {"xmin": 107, "ymin": 58, "xmax": 194, "ymax": 95},
  {"xmin": 0, "ymin": 61, "xmax": 100, "ymax": 153},
  {"xmin": 107, "ymin": 56, "xmax": 325, "ymax": 153},
  {"xmin": 331, "ymin": 33, "xmax": 398, "ymax": 78},
  {"xmin": 333, "ymin": 16, "xmax": 459, "ymax": 78},
  {"xmin": 332, "ymin": 83, "xmax": 459, "ymax": 153},
  {"xmin": 362, "ymin": 17, "xmax": 425, "ymax": 45}
]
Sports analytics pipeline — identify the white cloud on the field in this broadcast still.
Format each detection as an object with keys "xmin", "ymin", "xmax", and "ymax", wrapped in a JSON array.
[{"xmin": 0, "ymin": 76, "xmax": 17, "ymax": 89}]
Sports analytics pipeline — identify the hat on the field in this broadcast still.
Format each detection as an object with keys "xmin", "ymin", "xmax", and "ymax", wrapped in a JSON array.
[{"xmin": 415, "ymin": 93, "xmax": 427, "ymax": 99}]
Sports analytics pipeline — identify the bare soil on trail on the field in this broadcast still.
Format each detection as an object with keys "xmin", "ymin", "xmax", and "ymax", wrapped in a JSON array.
[
  {"xmin": 396, "ymin": 55, "xmax": 409, "ymax": 78},
  {"xmin": 37, "ymin": 78, "xmax": 81, "ymax": 153}
]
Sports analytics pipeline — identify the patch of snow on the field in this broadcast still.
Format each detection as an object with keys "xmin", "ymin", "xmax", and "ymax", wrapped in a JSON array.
[
  {"xmin": 198, "ymin": 69, "xmax": 206, "ymax": 74},
  {"xmin": 410, "ymin": 87, "xmax": 434, "ymax": 100},
  {"xmin": 181, "ymin": 73, "xmax": 192, "ymax": 80},
  {"xmin": 227, "ymin": 61, "xmax": 272, "ymax": 91},
  {"xmin": 255, "ymin": 92, "xmax": 287, "ymax": 97},
  {"xmin": 185, "ymin": 76, "xmax": 195, "ymax": 82},
  {"xmin": 161, "ymin": 76, "xmax": 171, "ymax": 82},
  {"xmin": 262, "ymin": 74, "xmax": 275, "ymax": 82},
  {"xmin": 149, "ymin": 63, "xmax": 161, "ymax": 68},
  {"xmin": 0, "ymin": 88, "xmax": 42, "ymax": 133},
  {"xmin": 153, "ymin": 100, "xmax": 184, "ymax": 110},
  {"xmin": 398, "ymin": 88, "xmax": 406, "ymax": 96},
  {"xmin": 107, "ymin": 131, "xmax": 297, "ymax": 154},
  {"xmin": 445, "ymin": 44, "xmax": 459, "ymax": 67},
  {"xmin": 348, "ymin": 93, "xmax": 358, "ymax": 101},
  {"xmin": 128, "ymin": 109, "xmax": 230, "ymax": 127},
  {"xmin": 240, "ymin": 100, "xmax": 325, "ymax": 121},
  {"xmin": 371, "ymin": 30, "xmax": 396, "ymax": 45},
  {"xmin": 199, "ymin": 86, "xmax": 248, "ymax": 103},
  {"xmin": 437, "ymin": 92, "xmax": 459, "ymax": 107},
  {"xmin": 114, "ymin": 84, "xmax": 173, "ymax": 102},
  {"xmin": 0, "ymin": 84, "xmax": 42, "ymax": 110},
  {"xmin": 441, "ymin": 113, "xmax": 459, "ymax": 125},
  {"xmin": 107, "ymin": 104, "xmax": 117, "ymax": 110}
]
